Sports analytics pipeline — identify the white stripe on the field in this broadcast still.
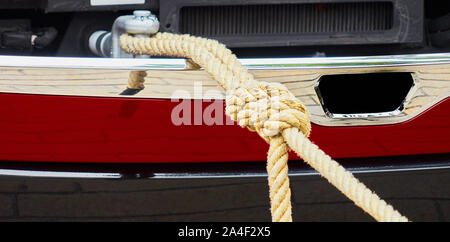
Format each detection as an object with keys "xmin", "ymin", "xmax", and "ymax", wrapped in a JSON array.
[
  {"xmin": 90, "ymin": 0, "xmax": 145, "ymax": 6},
  {"xmin": 0, "ymin": 169, "xmax": 122, "ymax": 178}
]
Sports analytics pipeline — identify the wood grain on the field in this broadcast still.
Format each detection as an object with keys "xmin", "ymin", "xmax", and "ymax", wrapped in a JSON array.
[{"xmin": 0, "ymin": 64, "xmax": 449, "ymax": 126}]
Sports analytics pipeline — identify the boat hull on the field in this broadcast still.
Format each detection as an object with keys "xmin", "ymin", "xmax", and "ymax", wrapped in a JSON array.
[
  {"xmin": 1, "ymin": 54, "xmax": 449, "ymax": 163},
  {"xmin": 0, "ymin": 93, "xmax": 448, "ymax": 163}
]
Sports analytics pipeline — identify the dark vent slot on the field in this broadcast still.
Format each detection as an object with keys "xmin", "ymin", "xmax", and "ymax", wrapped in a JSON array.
[
  {"xmin": 180, "ymin": 2, "xmax": 394, "ymax": 36},
  {"xmin": 316, "ymin": 73, "xmax": 414, "ymax": 115}
]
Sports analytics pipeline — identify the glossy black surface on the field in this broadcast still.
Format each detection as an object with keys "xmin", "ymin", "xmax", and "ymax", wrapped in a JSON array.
[{"xmin": 0, "ymin": 154, "xmax": 449, "ymax": 222}]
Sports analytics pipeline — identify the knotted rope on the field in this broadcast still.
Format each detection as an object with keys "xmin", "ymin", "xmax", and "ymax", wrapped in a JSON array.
[{"xmin": 120, "ymin": 32, "xmax": 409, "ymax": 222}]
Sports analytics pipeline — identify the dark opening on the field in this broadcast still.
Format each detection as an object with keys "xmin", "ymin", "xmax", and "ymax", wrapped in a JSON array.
[{"xmin": 316, "ymin": 73, "xmax": 414, "ymax": 115}]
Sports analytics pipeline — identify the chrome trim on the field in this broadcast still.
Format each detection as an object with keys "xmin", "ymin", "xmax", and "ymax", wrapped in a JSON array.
[
  {"xmin": 0, "ymin": 55, "xmax": 187, "ymax": 70},
  {"xmin": 240, "ymin": 53, "xmax": 450, "ymax": 69},
  {"xmin": 0, "ymin": 169, "xmax": 122, "ymax": 179},
  {"xmin": 0, "ymin": 53, "xmax": 449, "ymax": 126},
  {"xmin": 325, "ymin": 109, "xmax": 404, "ymax": 119},
  {"xmin": 154, "ymin": 163, "xmax": 450, "ymax": 179},
  {"xmin": 2, "ymin": 53, "xmax": 450, "ymax": 70},
  {"xmin": 0, "ymin": 161, "xmax": 448, "ymax": 179}
]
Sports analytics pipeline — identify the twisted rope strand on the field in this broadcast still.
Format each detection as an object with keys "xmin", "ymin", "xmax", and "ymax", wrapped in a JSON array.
[
  {"xmin": 120, "ymin": 33, "xmax": 409, "ymax": 222},
  {"xmin": 268, "ymin": 136, "xmax": 292, "ymax": 222},
  {"xmin": 282, "ymin": 128, "xmax": 408, "ymax": 222}
]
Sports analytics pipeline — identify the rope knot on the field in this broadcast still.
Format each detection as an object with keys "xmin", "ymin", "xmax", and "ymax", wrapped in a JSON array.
[{"xmin": 226, "ymin": 81, "xmax": 311, "ymax": 142}]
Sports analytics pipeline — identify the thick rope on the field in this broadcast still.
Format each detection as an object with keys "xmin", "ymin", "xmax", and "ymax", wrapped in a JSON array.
[
  {"xmin": 120, "ymin": 33, "xmax": 409, "ymax": 222},
  {"xmin": 128, "ymin": 70, "xmax": 147, "ymax": 89}
]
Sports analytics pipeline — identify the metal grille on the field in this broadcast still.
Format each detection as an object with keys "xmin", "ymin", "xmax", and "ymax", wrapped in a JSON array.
[{"xmin": 179, "ymin": 2, "xmax": 394, "ymax": 36}]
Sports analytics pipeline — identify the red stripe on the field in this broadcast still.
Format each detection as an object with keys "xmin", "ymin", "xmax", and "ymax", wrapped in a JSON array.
[{"xmin": 0, "ymin": 93, "xmax": 448, "ymax": 163}]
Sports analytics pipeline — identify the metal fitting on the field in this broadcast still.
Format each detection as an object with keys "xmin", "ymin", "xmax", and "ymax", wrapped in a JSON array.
[
  {"xmin": 89, "ymin": 10, "xmax": 159, "ymax": 58},
  {"xmin": 88, "ymin": 30, "xmax": 111, "ymax": 57}
]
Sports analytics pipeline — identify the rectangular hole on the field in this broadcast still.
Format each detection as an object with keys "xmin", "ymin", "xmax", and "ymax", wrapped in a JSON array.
[{"xmin": 316, "ymin": 72, "xmax": 414, "ymax": 116}]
